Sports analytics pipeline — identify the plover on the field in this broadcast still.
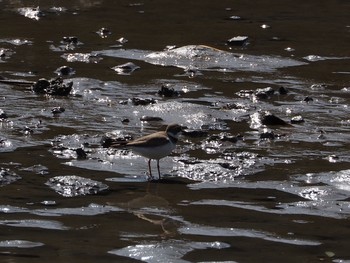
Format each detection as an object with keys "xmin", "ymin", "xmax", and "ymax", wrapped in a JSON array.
[{"xmin": 112, "ymin": 123, "xmax": 182, "ymax": 180}]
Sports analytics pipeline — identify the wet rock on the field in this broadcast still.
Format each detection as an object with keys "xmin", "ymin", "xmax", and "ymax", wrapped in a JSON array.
[
  {"xmin": 116, "ymin": 37, "xmax": 128, "ymax": 44},
  {"xmin": 209, "ymin": 133, "xmax": 238, "ymax": 143},
  {"xmin": 96, "ymin": 27, "xmax": 111, "ymax": 38},
  {"xmin": 121, "ymin": 118, "xmax": 130, "ymax": 124},
  {"xmin": 291, "ymin": 115, "xmax": 305, "ymax": 124},
  {"xmin": 157, "ymin": 84, "xmax": 181, "ymax": 97},
  {"xmin": 227, "ymin": 15, "xmax": 242, "ymax": 20},
  {"xmin": 62, "ymin": 53, "xmax": 102, "ymax": 63},
  {"xmin": 218, "ymin": 162, "xmax": 239, "ymax": 170},
  {"xmin": 279, "ymin": 86, "xmax": 288, "ymax": 95},
  {"xmin": 32, "ymin": 77, "xmax": 73, "ymax": 96},
  {"xmin": 255, "ymin": 87, "xmax": 275, "ymax": 99},
  {"xmin": 0, "ymin": 48, "xmax": 14, "ymax": 60},
  {"xmin": 227, "ymin": 36, "xmax": 249, "ymax": 46},
  {"xmin": 23, "ymin": 126, "xmax": 34, "ymax": 135},
  {"xmin": 62, "ymin": 36, "xmax": 79, "ymax": 45},
  {"xmin": 76, "ymin": 148, "xmax": 87, "ymax": 159},
  {"xmin": 101, "ymin": 134, "xmax": 133, "ymax": 148},
  {"xmin": 55, "ymin": 66, "xmax": 75, "ymax": 76},
  {"xmin": 140, "ymin": 116, "xmax": 163, "ymax": 122},
  {"xmin": 260, "ymin": 131, "xmax": 276, "ymax": 140},
  {"xmin": 182, "ymin": 129, "xmax": 208, "ymax": 138},
  {"xmin": 18, "ymin": 7, "xmax": 44, "ymax": 20},
  {"xmin": 118, "ymin": 100, "xmax": 128, "ymax": 105},
  {"xmin": 304, "ymin": 96, "xmax": 313, "ymax": 102},
  {"xmin": 0, "ymin": 137, "xmax": 11, "ymax": 148},
  {"xmin": 21, "ymin": 164, "xmax": 49, "ymax": 175},
  {"xmin": 261, "ymin": 112, "xmax": 288, "ymax": 126},
  {"xmin": 0, "ymin": 109, "xmax": 8, "ymax": 120},
  {"xmin": 46, "ymin": 175, "xmax": 109, "ymax": 197},
  {"xmin": 51, "ymin": 107, "xmax": 65, "ymax": 115},
  {"xmin": 236, "ymin": 89, "xmax": 254, "ymax": 99},
  {"xmin": 0, "ymin": 168, "xmax": 21, "ymax": 186},
  {"xmin": 111, "ymin": 62, "xmax": 140, "ymax": 75},
  {"xmin": 132, "ymin": 97, "xmax": 156, "ymax": 106}
]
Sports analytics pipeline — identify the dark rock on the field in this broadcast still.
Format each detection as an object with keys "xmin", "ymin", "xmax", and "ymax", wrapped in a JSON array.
[
  {"xmin": 157, "ymin": 85, "xmax": 180, "ymax": 97},
  {"xmin": 132, "ymin": 97, "xmax": 156, "ymax": 106},
  {"xmin": 262, "ymin": 112, "xmax": 288, "ymax": 126},
  {"xmin": 0, "ymin": 109, "xmax": 8, "ymax": 119},
  {"xmin": 76, "ymin": 148, "xmax": 87, "ymax": 159},
  {"xmin": 140, "ymin": 116, "xmax": 163, "ymax": 122},
  {"xmin": 101, "ymin": 134, "xmax": 133, "ymax": 148},
  {"xmin": 209, "ymin": 133, "xmax": 238, "ymax": 143},
  {"xmin": 121, "ymin": 118, "xmax": 130, "ymax": 123},
  {"xmin": 23, "ymin": 126, "xmax": 34, "ymax": 135},
  {"xmin": 45, "ymin": 175, "xmax": 109, "ymax": 197},
  {"xmin": 62, "ymin": 36, "xmax": 79, "ymax": 44},
  {"xmin": 51, "ymin": 107, "xmax": 65, "ymax": 114},
  {"xmin": 96, "ymin": 27, "xmax": 111, "ymax": 38},
  {"xmin": 218, "ymin": 162, "xmax": 238, "ymax": 170},
  {"xmin": 221, "ymin": 103, "xmax": 239, "ymax": 110},
  {"xmin": 182, "ymin": 129, "xmax": 208, "ymax": 137},
  {"xmin": 278, "ymin": 86, "xmax": 288, "ymax": 95},
  {"xmin": 32, "ymin": 79, "xmax": 50, "ymax": 93},
  {"xmin": 0, "ymin": 48, "xmax": 13, "ymax": 59},
  {"xmin": 55, "ymin": 66, "xmax": 75, "ymax": 76},
  {"xmin": 32, "ymin": 77, "xmax": 73, "ymax": 96},
  {"xmin": 304, "ymin": 96, "xmax": 313, "ymax": 102},
  {"xmin": 119, "ymin": 100, "xmax": 128, "ymax": 105},
  {"xmin": 260, "ymin": 131, "xmax": 275, "ymax": 140},
  {"xmin": 255, "ymin": 87, "xmax": 275, "ymax": 99},
  {"xmin": 0, "ymin": 168, "xmax": 21, "ymax": 186}
]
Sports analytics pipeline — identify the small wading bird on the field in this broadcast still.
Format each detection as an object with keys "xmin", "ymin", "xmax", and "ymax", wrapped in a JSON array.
[{"xmin": 112, "ymin": 123, "xmax": 182, "ymax": 180}]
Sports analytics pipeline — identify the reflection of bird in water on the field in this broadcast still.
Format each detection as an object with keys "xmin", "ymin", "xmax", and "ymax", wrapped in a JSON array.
[
  {"xmin": 111, "ymin": 124, "xmax": 182, "ymax": 180},
  {"xmin": 115, "ymin": 192, "xmax": 181, "ymax": 237}
]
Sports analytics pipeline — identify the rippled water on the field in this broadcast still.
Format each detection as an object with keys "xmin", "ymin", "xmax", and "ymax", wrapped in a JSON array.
[{"xmin": 1, "ymin": 0, "xmax": 350, "ymax": 262}]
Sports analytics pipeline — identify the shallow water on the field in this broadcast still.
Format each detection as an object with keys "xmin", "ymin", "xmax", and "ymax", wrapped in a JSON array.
[{"xmin": 1, "ymin": 0, "xmax": 350, "ymax": 262}]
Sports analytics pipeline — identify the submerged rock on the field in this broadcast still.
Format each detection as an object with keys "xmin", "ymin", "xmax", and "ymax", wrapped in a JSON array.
[
  {"xmin": 0, "ymin": 109, "xmax": 8, "ymax": 120},
  {"xmin": 111, "ymin": 62, "xmax": 140, "ymax": 75},
  {"xmin": 51, "ymin": 107, "xmax": 65, "ymax": 115},
  {"xmin": 255, "ymin": 87, "xmax": 275, "ymax": 99},
  {"xmin": 55, "ymin": 66, "xmax": 75, "ymax": 76},
  {"xmin": 227, "ymin": 36, "xmax": 249, "ymax": 46},
  {"xmin": 131, "ymin": 97, "xmax": 156, "ymax": 106},
  {"xmin": 32, "ymin": 77, "xmax": 73, "ymax": 96},
  {"xmin": 46, "ymin": 175, "xmax": 109, "ymax": 197},
  {"xmin": 157, "ymin": 85, "xmax": 181, "ymax": 97},
  {"xmin": 261, "ymin": 112, "xmax": 288, "ymax": 126},
  {"xmin": 208, "ymin": 133, "xmax": 239, "ymax": 143},
  {"xmin": 0, "ymin": 168, "xmax": 21, "ymax": 186},
  {"xmin": 278, "ymin": 86, "xmax": 288, "ymax": 95},
  {"xmin": 96, "ymin": 27, "xmax": 111, "ymax": 38},
  {"xmin": 62, "ymin": 36, "xmax": 79, "ymax": 45},
  {"xmin": 182, "ymin": 129, "xmax": 208, "ymax": 138}
]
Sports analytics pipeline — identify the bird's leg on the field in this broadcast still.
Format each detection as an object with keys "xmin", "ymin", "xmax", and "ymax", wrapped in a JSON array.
[
  {"xmin": 148, "ymin": 159, "xmax": 154, "ymax": 180},
  {"xmin": 157, "ymin": 159, "xmax": 161, "ymax": 180}
]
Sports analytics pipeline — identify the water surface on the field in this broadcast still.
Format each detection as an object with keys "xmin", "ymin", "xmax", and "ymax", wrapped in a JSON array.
[{"xmin": 1, "ymin": 0, "xmax": 350, "ymax": 262}]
